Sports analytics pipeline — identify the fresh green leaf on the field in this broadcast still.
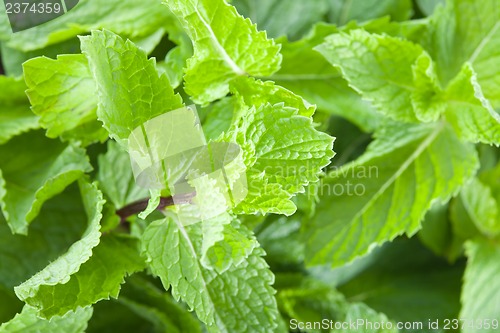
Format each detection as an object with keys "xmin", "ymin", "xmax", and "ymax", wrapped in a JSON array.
[
  {"xmin": 418, "ymin": 203, "xmax": 462, "ymax": 262},
  {"xmin": 16, "ymin": 234, "xmax": 145, "ymax": 318},
  {"xmin": 451, "ymin": 178, "xmax": 499, "ymax": 238},
  {"xmin": 429, "ymin": 0, "xmax": 500, "ymax": 97},
  {"xmin": 305, "ymin": 122, "xmax": 478, "ymax": 267},
  {"xmin": 14, "ymin": 180, "xmax": 103, "ymax": 316},
  {"xmin": 23, "ymin": 54, "xmax": 108, "ymax": 145},
  {"xmin": 97, "ymin": 141, "xmax": 148, "ymax": 209},
  {"xmin": 142, "ymin": 216, "xmax": 279, "ymax": 332},
  {"xmin": 444, "ymin": 64, "xmax": 500, "ymax": 145},
  {"xmin": 328, "ymin": 0, "xmax": 413, "ymax": 26},
  {"xmin": 277, "ymin": 275, "xmax": 397, "ymax": 333},
  {"xmin": 0, "ymin": 306, "xmax": 92, "ymax": 333},
  {"xmin": 1, "ymin": 0, "xmax": 173, "ymax": 52},
  {"xmin": 232, "ymin": 0, "xmax": 329, "ymax": 40},
  {"xmin": 0, "ymin": 76, "xmax": 39, "ymax": 144},
  {"xmin": 230, "ymin": 77, "xmax": 315, "ymax": 117},
  {"xmin": 0, "ymin": 131, "xmax": 92, "ymax": 234},
  {"xmin": 80, "ymin": 29, "xmax": 184, "ymax": 147},
  {"xmin": 270, "ymin": 24, "xmax": 382, "ymax": 132},
  {"xmin": 316, "ymin": 29, "xmax": 440, "ymax": 122},
  {"xmin": 0, "ymin": 184, "xmax": 93, "ymax": 290},
  {"xmin": 164, "ymin": 0, "xmax": 282, "ymax": 104},
  {"xmin": 417, "ymin": 0, "xmax": 445, "ymax": 16},
  {"xmin": 223, "ymin": 102, "xmax": 334, "ymax": 216},
  {"xmin": 117, "ymin": 275, "xmax": 202, "ymax": 333},
  {"xmin": 201, "ymin": 97, "xmax": 237, "ymax": 141},
  {"xmin": 461, "ymin": 240, "xmax": 500, "ymax": 332}
]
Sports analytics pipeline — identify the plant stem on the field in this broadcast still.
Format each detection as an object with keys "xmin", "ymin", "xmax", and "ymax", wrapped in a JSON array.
[{"xmin": 116, "ymin": 192, "xmax": 195, "ymax": 222}]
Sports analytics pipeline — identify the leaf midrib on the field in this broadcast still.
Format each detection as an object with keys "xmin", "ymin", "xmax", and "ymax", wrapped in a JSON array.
[{"xmin": 331, "ymin": 122, "xmax": 445, "ymax": 231}]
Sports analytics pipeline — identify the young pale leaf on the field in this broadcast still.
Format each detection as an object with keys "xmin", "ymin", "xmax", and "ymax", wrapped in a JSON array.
[
  {"xmin": 270, "ymin": 24, "xmax": 382, "ymax": 132},
  {"xmin": 142, "ymin": 217, "xmax": 279, "ymax": 332},
  {"xmin": 3, "ymin": 0, "xmax": 173, "ymax": 52},
  {"xmin": 304, "ymin": 122, "xmax": 478, "ymax": 267},
  {"xmin": 223, "ymin": 102, "xmax": 334, "ymax": 216},
  {"xmin": 80, "ymin": 30, "xmax": 184, "ymax": 147},
  {"xmin": 316, "ymin": 30, "xmax": 442, "ymax": 123},
  {"xmin": 16, "ymin": 234, "xmax": 145, "ymax": 318},
  {"xmin": 0, "ymin": 76, "xmax": 39, "ymax": 145},
  {"xmin": 444, "ymin": 64, "xmax": 500, "ymax": 146},
  {"xmin": 23, "ymin": 54, "xmax": 108, "ymax": 145},
  {"xmin": 163, "ymin": 0, "xmax": 282, "ymax": 104},
  {"xmin": 230, "ymin": 77, "xmax": 315, "ymax": 117},
  {"xmin": 461, "ymin": 240, "xmax": 500, "ymax": 332},
  {"xmin": 0, "ymin": 131, "xmax": 92, "ymax": 235},
  {"xmin": 14, "ymin": 180, "xmax": 103, "ymax": 315},
  {"xmin": 0, "ymin": 306, "xmax": 92, "ymax": 333}
]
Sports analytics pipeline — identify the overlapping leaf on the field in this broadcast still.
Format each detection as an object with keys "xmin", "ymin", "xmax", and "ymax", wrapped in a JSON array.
[
  {"xmin": 461, "ymin": 240, "xmax": 500, "ymax": 332},
  {"xmin": 270, "ymin": 24, "xmax": 381, "ymax": 132},
  {"xmin": 233, "ymin": 0, "xmax": 328, "ymax": 40},
  {"xmin": 163, "ymin": 0, "xmax": 282, "ymax": 104},
  {"xmin": 142, "ymin": 216, "xmax": 279, "ymax": 332},
  {"xmin": 0, "ymin": 131, "xmax": 92, "ymax": 234},
  {"xmin": 0, "ymin": 77, "xmax": 39, "ymax": 145},
  {"xmin": 14, "ymin": 180, "xmax": 103, "ymax": 317},
  {"xmin": 23, "ymin": 54, "xmax": 107, "ymax": 145},
  {"xmin": 80, "ymin": 30, "xmax": 183, "ymax": 147},
  {"xmin": 316, "ymin": 30, "xmax": 442, "ymax": 123},
  {"xmin": 223, "ymin": 101, "xmax": 334, "ymax": 216},
  {"xmin": 0, "ymin": 306, "xmax": 92, "ymax": 333},
  {"xmin": 1, "ymin": 0, "xmax": 173, "ymax": 52},
  {"xmin": 304, "ymin": 122, "xmax": 478, "ymax": 267},
  {"xmin": 444, "ymin": 64, "xmax": 500, "ymax": 145}
]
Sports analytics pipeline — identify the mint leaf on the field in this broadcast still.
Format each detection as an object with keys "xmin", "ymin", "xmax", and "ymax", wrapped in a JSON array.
[
  {"xmin": 80, "ymin": 30, "xmax": 184, "ymax": 147},
  {"xmin": 0, "ymin": 184, "xmax": 92, "ymax": 290},
  {"xmin": 430, "ymin": 0, "xmax": 500, "ymax": 96},
  {"xmin": 230, "ymin": 77, "xmax": 315, "ymax": 117},
  {"xmin": 163, "ymin": 0, "xmax": 282, "ymax": 104},
  {"xmin": 0, "ymin": 306, "xmax": 92, "ymax": 333},
  {"xmin": 223, "ymin": 102, "xmax": 334, "ymax": 216},
  {"xmin": 201, "ymin": 97, "xmax": 237, "ymax": 141},
  {"xmin": 232, "ymin": 0, "xmax": 329, "ymax": 40},
  {"xmin": 277, "ymin": 275, "xmax": 397, "ymax": 333},
  {"xmin": 452, "ymin": 178, "xmax": 499, "ymax": 238},
  {"xmin": 16, "ymin": 234, "xmax": 145, "ymax": 318},
  {"xmin": 118, "ymin": 275, "xmax": 202, "ymax": 333},
  {"xmin": 305, "ymin": 123, "xmax": 478, "ymax": 267},
  {"xmin": 316, "ymin": 30, "xmax": 440, "ymax": 122},
  {"xmin": 444, "ymin": 64, "xmax": 500, "ymax": 145},
  {"xmin": 328, "ymin": 0, "xmax": 413, "ymax": 26},
  {"xmin": 0, "ymin": 131, "xmax": 92, "ymax": 234},
  {"xmin": 2, "ymin": 0, "xmax": 173, "ymax": 52},
  {"xmin": 270, "ymin": 24, "xmax": 382, "ymax": 132},
  {"xmin": 23, "ymin": 54, "xmax": 107, "ymax": 145},
  {"xmin": 0, "ymin": 76, "xmax": 39, "ymax": 144},
  {"xmin": 14, "ymin": 180, "xmax": 103, "ymax": 316},
  {"xmin": 461, "ymin": 240, "xmax": 500, "ymax": 332},
  {"xmin": 142, "ymin": 216, "xmax": 279, "ymax": 332},
  {"xmin": 97, "ymin": 141, "xmax": 148, "ymax": 209}
]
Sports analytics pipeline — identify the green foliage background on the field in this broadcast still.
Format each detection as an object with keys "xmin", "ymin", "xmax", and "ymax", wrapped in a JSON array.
[{"xmin": 0, "ymin": 0, "xmax": 499, "ymax": 332}]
